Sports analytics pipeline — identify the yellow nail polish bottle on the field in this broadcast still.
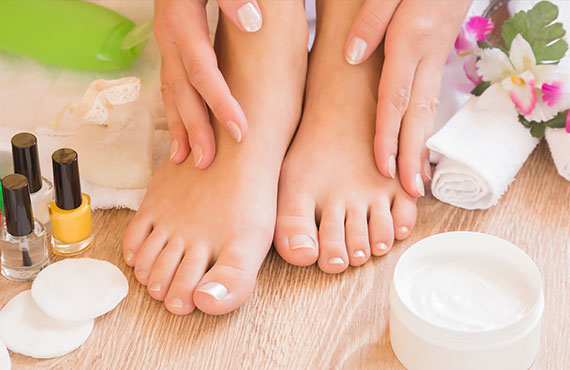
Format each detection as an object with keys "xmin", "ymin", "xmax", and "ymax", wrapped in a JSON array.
[{"xmin": 48, "ymin": 149, "xmax": 93, "ymax": 256}]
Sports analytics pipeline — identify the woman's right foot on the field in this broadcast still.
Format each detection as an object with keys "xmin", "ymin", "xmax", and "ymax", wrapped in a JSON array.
[
  {"xmin": 274, "ymin": 0, "xmax": 418, "ymax": 273},
  {"xmin": 122, "ymin": 0, "xmax": 308, "ymax": 315}
]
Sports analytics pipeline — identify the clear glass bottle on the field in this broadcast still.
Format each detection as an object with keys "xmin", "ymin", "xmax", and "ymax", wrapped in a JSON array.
[{"xmin": 0, "ymin": 174, "xmax": 49, "ymax": 281}]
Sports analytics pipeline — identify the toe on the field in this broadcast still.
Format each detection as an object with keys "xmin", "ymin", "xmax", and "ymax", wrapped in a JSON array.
[
  {"xmin": 194, "ymin": 240, "xmax": 266, "ymax": 315},
  {"xmin": 164, "ymin": 245, "xmax": 210, "ymax": 315},
  {"xmin": 122, "ymin": 212, "xmax": 153, "ymax": 267},
  {"xmin": 368, "ymin": 198, "xmax": 394, "ymax": 256},
  {"xmin": 345, "ymin": 204, "xmax": 370, "ymax": 266},
  {"xmin": 133, "ymin": 229, "xmax": 169, "ymax": 285},
  {"xmin": 146, "ymin": 240, "xmax": 185, "ymax": 301},
  {"xmin": 392, "ymin": 193, "xmax": 417, "ymax": 241},
  {"xmin": 274, "ymin": 192, "xmax": 319, "ymax": 266},
  {"xmin": 317, "ymin": 202, "xmax": 349, "ymax": 274}
]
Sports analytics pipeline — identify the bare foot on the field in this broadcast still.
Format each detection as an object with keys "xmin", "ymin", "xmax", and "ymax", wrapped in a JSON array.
[
  {"xmin": 274, "ymin": 0, "xmax": 417, "ymax": 273},
  {"xmin": 122, "ymin": 0, "xmax": 308, "ymax": 315}
]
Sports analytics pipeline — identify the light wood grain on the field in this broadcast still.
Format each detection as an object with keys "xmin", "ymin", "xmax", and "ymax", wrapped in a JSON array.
[{"xmin": 1, "ymin": 142, "xmax": 569, "ymax": 370}]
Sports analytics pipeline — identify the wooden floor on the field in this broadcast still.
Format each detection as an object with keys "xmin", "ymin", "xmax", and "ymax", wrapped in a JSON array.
[{"xmin": 1, "ymin": 142, "xmax": 569, "ymax": 369}]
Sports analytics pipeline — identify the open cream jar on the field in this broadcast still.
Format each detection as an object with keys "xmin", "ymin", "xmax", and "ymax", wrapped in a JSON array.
[{"xmin": 390, "ymin": 232, "xmax": 543, "ymax": 370}]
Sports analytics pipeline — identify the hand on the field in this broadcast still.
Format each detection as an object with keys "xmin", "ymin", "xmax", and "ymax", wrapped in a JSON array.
[
  {"xmin": 155, "ymin": 0, "xmax": 263, "ymax": 168},
  {"xmin": 344, "ymin": 0, "xmax": 472, "ymax": 197}
]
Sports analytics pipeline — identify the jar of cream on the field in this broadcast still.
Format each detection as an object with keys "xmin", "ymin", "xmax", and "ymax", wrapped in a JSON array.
[{"xmin": 390, "ymin": 232, "xmax": 543, "ymax": 370}]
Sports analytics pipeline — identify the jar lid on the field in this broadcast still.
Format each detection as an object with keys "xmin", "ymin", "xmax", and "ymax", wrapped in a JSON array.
[
  {"xmin": 11, "ymin": 133, "xmax": 42, "ymax": 194},
  {"xmin": 52, "ymin": 148, "xmax": 82, "ymax": 210},
  {"xmin": 1, "ymin": 174, "xmax": 34, "ymax": 237}
]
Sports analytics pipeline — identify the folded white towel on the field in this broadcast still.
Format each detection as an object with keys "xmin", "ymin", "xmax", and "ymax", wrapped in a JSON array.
[
  {"xmin": 427, "ymin": 84, "xmax": 540, "ymax": 209},
  {"xmin": 545, "ymin": 128, "xmax": 570, "ymax": 181}
]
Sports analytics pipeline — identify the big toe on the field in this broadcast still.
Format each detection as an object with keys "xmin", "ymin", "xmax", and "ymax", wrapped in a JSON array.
[{"xmin": 274, "ymin": 191, "xmax": 319, "ymax": 267}]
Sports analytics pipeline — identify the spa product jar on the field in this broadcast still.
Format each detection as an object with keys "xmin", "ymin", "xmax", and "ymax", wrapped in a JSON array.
[{"xmin": 390, "ymin": 232, "xmax": 543, "ymax": 370}]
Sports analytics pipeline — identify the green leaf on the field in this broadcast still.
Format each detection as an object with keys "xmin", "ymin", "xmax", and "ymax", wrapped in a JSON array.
[
  {"xmin": 517, "ymin": 110, "xmax": 568, "ymax": 139},
  {"xmin": 477, "ymin": 40, "xmax": 490, "ymax": 50},
  {"xmin": 518, "ymin": 114, "xmax": 534, "ymax": 128},
  {"xmin": 544, "ymin": 110, "xmax": 569, "ymax": 128},
  {"xmin": 530, "ymin": 122, "xmax": 546, "ymax": 139},
  {"xmin": 471, "ymin": 81, "xmax": 491, "ymax": 96},
  {"xmin": 501, "ymin": 1, "xmax": 568, "ymax": 63}
]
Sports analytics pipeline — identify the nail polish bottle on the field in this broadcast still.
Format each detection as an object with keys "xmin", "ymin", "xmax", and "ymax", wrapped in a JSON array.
[
  {"xmin": 48, "ymin": 148, "xmax": 93, "ymax": 256},
  {"xmin": 11, "ymin": 133, "xmax": 54, "ymax": 230},
  {"xmin": 0, "ymin": 174, "xmax": 49, "ymax": 281}
]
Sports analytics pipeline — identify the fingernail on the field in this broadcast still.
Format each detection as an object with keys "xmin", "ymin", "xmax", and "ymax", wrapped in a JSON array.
[
  {"xmin": 388, "ymin": 155, "xmax": 396, "ymax": 178},
  {"xmin": 135, "ymin": 270, "xmax": 149, "ymax": 280},
  {"xmin": 346, "ymin": 37, "xmax": 367, "ymax": 65},
  {"xmin": 193, "ymin": 144, "xmax": 203, "ymax": 167},
  {"xmin": 399, "ymin": 226, "xmax": 409, "ymax": 235},
  {"xmin": 198, "ymin": 282, "xmax": 228, "ymax": 301},
  {"xmin": 424, "ymin": 159, "xmax": 432, "ymax": 180},
  {"xmin": 226, "ymin": 120, "xmax": 242, "ymax": 142},
  {"xmin": 167, "ymin": 298, "xmax": 184, "ymax": 308},
  {"xmin": 124, "ymin": 250, "xmax": 134, "ymax": 264},
  {"xmin": 169, "ymin": 139, "xmax": 179, "ymax": 161},
  {"xmin": 376, "ymin": 243, "xmax": 389, "ymax": 253},
  {"xmin": 415, "ymin": 172, "xmax": 425, "ymax": 196},
  {"xmin": 237, "ymin": 2, "xmax": 262, "ymax": 32},
  {"xmin": 353, "ymin": 250, "xmax": 366, "ymax": 258},
  {"xmin": 329, "ymin": 257, "xmax": 345, "ymax": 265},
  {"xmin": 290, "ymin": 234, "xmax": 316, "ymax": 250},
  {"xmin": 149, "ymin": 282, "xmax": 161, "ymax": 292}
]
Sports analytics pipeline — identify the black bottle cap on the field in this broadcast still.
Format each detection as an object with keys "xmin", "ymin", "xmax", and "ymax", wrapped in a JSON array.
[
  {"xmin": 11, "ymin": 133, "xmax": 42, "ymax": 194},
  {"xmin": 52, "ymin": 148, "xmax": 82, "ymax": 210},
  {"xmin": 1, "ymin": 174, "xmax": 34, "ymax": 237}
]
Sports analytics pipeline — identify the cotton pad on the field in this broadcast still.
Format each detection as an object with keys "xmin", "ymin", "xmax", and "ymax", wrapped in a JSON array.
[
  {"xmin": 0, "ymin": 338, "xmax": 10, "ymax": 370},
  {"xmin": 0, "ymin": 291, "xmax": 93, "ymax": 359},
  {"xmin": 31, "ymin": 258, "xmax": 129, "ymax": 322}
]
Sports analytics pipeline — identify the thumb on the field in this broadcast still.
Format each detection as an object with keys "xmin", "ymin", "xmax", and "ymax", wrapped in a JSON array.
[{"xmin": 217, "ymin": 0, "xmax": 263, "ymax": 33}]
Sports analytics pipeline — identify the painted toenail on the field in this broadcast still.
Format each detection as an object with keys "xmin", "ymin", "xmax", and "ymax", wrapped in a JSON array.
[
  {"xmin": 226, "ymin": 120, "xmax": 242, "ymax": 143},
  {"xmin": 237, "ymin": 2, "xmax": 262, "ymax": 33},
  {"xmin": 169, "ymin": 139, "xmax": 178, "ymax": 161},
  {"xmin": 399, "ymin": 226, "xmax": 410, "ymax": 235},
  {"xmin": 388, "ymin": 155, "xmax": 396, "ymax": 178},
  {"xmin": 415, "ymin": 172, "xmax": 425, "ymax": 197},
  {"xmin": 346, "ymin": 36, "xmax": 367, "ymax": 65},
  {"xmin": 290, "ymin": 234, "xmax": 316, "ymax": 250},
  {"xmin": 124, "ymin": 250, "xmax": 134, "ymax": 264},
  {"xmin": 193, "ymin": 144, "xmax": 203, "ymax": 167},
  {"xmin": 135, "ymin": 270, "xmax": 149, "ymax": 280},
  {"xmin": 167, "ymin": 298, "xmax": 184, "ymax": 309},
  {"xmin": 353, "ymin": 250, "xmax": 366, "ymax": 258},
  {"xmin": 148, "ymin": 282, "xmax": 161, "ymax": 292},
  {"xmin": 424, "ymin": 159, "xmax": 432, "ymax": 180},
  {"xmin": 197, "ymin": 282, "xmax": 228, "ymax": 301},
  {"xmin": 329, "ymin": 257, "xmax": 345, "ymax": 265},
  {"xmin": 376, "ymin": 243, "xmax": 389, "ymax": 252}
]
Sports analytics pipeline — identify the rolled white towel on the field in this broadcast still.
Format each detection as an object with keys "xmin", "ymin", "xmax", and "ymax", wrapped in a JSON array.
[
  {"xmin": 427, "ymin": 84, "xmax": 540, "ymax": 209},
  {"xmin": 545, "ymin": 128, "xmax": 570, "ymax": 181}
]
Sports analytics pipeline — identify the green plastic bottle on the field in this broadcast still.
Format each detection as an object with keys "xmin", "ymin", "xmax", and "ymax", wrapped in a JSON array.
[{"xmin": 0, "ymin": 0, "xmax": 153, "ymax": 71}]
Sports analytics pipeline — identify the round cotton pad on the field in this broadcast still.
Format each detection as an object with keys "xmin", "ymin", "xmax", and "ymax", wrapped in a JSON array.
[
  {"xmin": 31, "ymin": 258, "xmax": 128, "ymax": 322},
  {"xmin": 0, "ymin": 338, "xmax": 10, "ymax": 370},
  {"xmin": 0, "ymin": 291, "xmax": 93, "ymax": 359}
]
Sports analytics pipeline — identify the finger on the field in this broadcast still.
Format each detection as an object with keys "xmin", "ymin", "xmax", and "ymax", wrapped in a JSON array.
[
  {"xmin": 162, "ymin": 45, "xmax": 216, "ymax": 168},
  {"xmin": 172, "ymin": 3, "xmax": 248, "ymax": 143},
  {"xmin": 373, "ymin": 40, "xmax": 420, "ymax": 180},
  {"xmin": 345, "ymin": 0, "xmax": 400, "ymax": 65},
  {"xmin": 398, "ymin": 56, "xmax": 443, "ymax": 197},
  {"xmin": 218, "ymin": 0, "xmax": 262, "ymax": 33}
]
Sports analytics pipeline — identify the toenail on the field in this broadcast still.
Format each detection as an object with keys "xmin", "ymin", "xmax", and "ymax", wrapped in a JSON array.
[
  {"xmin": 124, "ymin": 250, "xmax": 135, "ymax": 264},
  {"xmin": 415, "ymin": 173, "xmax": 425, "ymax": 197},
  {"xmin": 148, "ymin": 282, "xmax": 161, "ymax": 292},
  {"xmin": 197, "ymin": 282, "xmax": 228, "ymax": 301},
  {"xmin": 388, "ymin": 155, "xmax": 396, "ymax": 178},
  {"xmin": 328, "ymin": 257, "xmax": 345, "ymax": 265},
  {"xmin": 399, "ymin": 226, "xmax": 410, "ymax": 235},
  {"xmin": 289, "ymin": 234, "xmax": 316, "ymax": 250},
  {"xmin": 226, "ymin": 120, "xmax": 242, "ymax": 142},
  {"xmin": 135, "ymin": 270, "xmax": 149, "ymax": 280},
  {"xmin": 376, "ymin": 243, "xmax": 389, "ymax": 253},
  {"xmin": 353, "ymin": 250, "xmax": 366, "ymax": 258},
  {"xmin": 167, "ymin": 298, "xmax": 184, "ymax": 309}
]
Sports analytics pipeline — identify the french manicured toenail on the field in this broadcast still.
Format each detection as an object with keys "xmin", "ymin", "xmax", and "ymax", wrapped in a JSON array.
[
  {"xmin": 399, "ymin": 226, "xmax": 410, "ymax": 235},
  {"xmin": 388, "ymin": 155, "xmax": 396, "ymax": 178},
  {"xmin": 198, "ymin": 282, "xmax": 228, "ymax": 301},
  {"xmin": 149, "ymin": 282, "xmax": 161, "ymax": 292},
  {"xmin": 353, "ymin": 250, "xmax": 366, "ymax": 258},
  {"xmin": 329, "ymin": 257, "xmax": 344, "ymax": 265},
  {"xmin": 290, "ymin": 234, "xmax": 316, "ymax": 250},
  {"xmin": 124, "ymin": 250, "xmax": 134, "ymax": 264},
  {"xmin": 415, "ymin": 172, "xmax": 425, "ymax": 196},
  {"xmin": 135, "ymin": 270, "xmax": 149, "ymax": 280},
  {"xmin": 167, "ymin": 298, "xmax": 184, "ymax": 308},
  {"xmin": 376, "ymin": 243, "xmax": 389, "ymax": 252}
]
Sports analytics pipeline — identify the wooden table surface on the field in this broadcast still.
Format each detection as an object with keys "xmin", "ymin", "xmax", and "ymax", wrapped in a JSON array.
[{"xmin": 1, "ymin": 142, "xmax": 569, "ymax": 369}]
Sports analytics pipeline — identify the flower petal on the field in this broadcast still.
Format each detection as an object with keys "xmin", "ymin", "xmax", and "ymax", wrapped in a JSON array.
[
  {"xmin": 454, "ymin": 28, "xmax": 472, "ymax": 55},
  {"xmin": 566, "ymin": 111, "xmax": 570, "ymax": 133},
  {"xmin": 464, "ymin": 16, "xmax": 494, "ymax": 41},
  {"xmin": 463, "ymin": 55, "xmax": 482, "ymax": 85},
  {"xmin": 524, "ymin": 98, "xmax": 559, "ymax": 122},
  {"xmin": 477, "ymin": 48, "xmax": 514, "ymax": 83},
  {"xmin": 542, "ymin": 82, "xmax": 562, "ymax": 107},
  {"xmin": 533, "ymin": 64, "xmax": 561, "ymax": 85},
  {"xmin": 501, "ymin": 72, "xmax": 537, "ymax": 115},
  {"xmin": 509, "ymin": 34, "xmax": 536, "ymax": 73}
]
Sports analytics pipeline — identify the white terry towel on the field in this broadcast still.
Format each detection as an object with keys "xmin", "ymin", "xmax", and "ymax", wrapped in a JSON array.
[
  {"xmin": 427, "ymin": 84, "xmax": 540, "ymax": 209},
  {"xmin": 545, "ymin": 128, "xmax": 570, "ymax": 181}
]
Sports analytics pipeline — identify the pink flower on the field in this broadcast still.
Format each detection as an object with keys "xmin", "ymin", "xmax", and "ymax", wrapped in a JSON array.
[
  {"xmin": 454, "ymin": 17, "xmax": 494, "ymax": 86},
  {"xmin": 541, "ymin": 82, "xmax": 562, "ymax": 107},
  {"xmin": 566, "ymin": 111, "xmax": 570, "ymax": 133}
]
